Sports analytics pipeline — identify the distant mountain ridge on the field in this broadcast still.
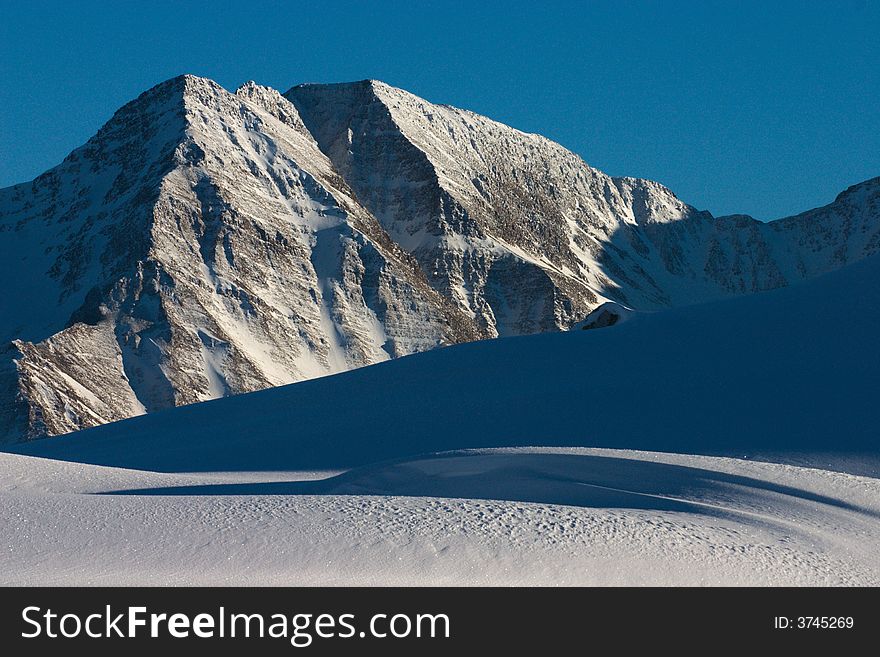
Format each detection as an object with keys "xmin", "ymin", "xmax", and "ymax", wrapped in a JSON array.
[{"xmin": 1, "ymin": 74, "xmax": 878, "ymax": 441}]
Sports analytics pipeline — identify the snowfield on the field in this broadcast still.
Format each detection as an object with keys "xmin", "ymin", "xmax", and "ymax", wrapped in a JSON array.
[
  {"xmin": 3, "ymin": 253, "xmax": 880, "ymax": 585},
  {"xmin": 2, "ymin": 447, "xmax": 878, "ymax": 585}
]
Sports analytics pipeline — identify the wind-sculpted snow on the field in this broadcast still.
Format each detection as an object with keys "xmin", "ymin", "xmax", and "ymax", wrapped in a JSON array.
[
  {"xmin": 1, "ymin": 74, "xmax": 879, "ymax": 441},
  {"xmin": 2, "ymin": 447, "xmax": 878, "ymax": 585}
]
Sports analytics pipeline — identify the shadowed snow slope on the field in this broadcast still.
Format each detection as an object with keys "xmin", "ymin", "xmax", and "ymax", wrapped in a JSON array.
[{"xmin": 8, "ymin": 252, "xmax": 880, "ymax": 475}]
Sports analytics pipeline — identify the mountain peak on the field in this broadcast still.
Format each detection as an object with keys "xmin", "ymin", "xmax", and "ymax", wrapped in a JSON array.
[{"xmin": 128, "ymin": 73, "xmax": 225, "ymax": 105}]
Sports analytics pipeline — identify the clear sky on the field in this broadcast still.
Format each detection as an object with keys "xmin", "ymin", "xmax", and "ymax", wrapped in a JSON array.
[{"xmin": 1, "ymin": 0, "xmax": 878, "ymax": 220}]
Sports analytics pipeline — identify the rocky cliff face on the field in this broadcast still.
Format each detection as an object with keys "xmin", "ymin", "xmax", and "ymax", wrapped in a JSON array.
[
  {"xmin": 288, "ymin": 81, "xmax": 700, "ymax": 335},
  {"xmin": 1, "ymin": 75, "xmax": 878, "ymax": 441}
]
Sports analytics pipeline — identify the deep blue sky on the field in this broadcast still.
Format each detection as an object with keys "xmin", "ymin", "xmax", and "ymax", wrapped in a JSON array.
[{"xmin": 1, "ymin": 0, "xmax": 878, "ymax": 220}]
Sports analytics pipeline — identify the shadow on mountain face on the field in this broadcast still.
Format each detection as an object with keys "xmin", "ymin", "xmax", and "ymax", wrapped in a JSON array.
[
  {"xmin": 102, "ymin": 452, "xmax": 880, "ymax": 523},
  {"xmin": 7, "ymin": 254, "xmax": 880, "ymax": 477}
]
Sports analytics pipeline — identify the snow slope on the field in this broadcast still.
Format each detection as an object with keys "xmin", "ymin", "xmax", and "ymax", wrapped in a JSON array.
[
  {"xmin": 1, "ymin": 253, "xmax": 878, "ymax": 585},
  {"xmin": 13, "ymin": 251, "xmax": 880, "ymax": 476},
  {"xmin": 2, "ymin": 447, "xmax": 878, "ymax": 585}
]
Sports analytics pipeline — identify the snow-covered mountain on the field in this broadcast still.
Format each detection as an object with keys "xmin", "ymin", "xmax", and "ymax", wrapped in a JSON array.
[
  {"xmin": 0, "ymin": 76, "xmax": 478, "ymax": 440},
  {"xmin": 1, "ymin": 74, "xmax": 878, "ymax": 441}
]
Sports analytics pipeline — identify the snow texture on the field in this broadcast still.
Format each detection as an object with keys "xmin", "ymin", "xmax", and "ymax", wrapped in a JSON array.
[{"xmin": 1, "ymin": 447, "xmax": 877, "ymax": 585}]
